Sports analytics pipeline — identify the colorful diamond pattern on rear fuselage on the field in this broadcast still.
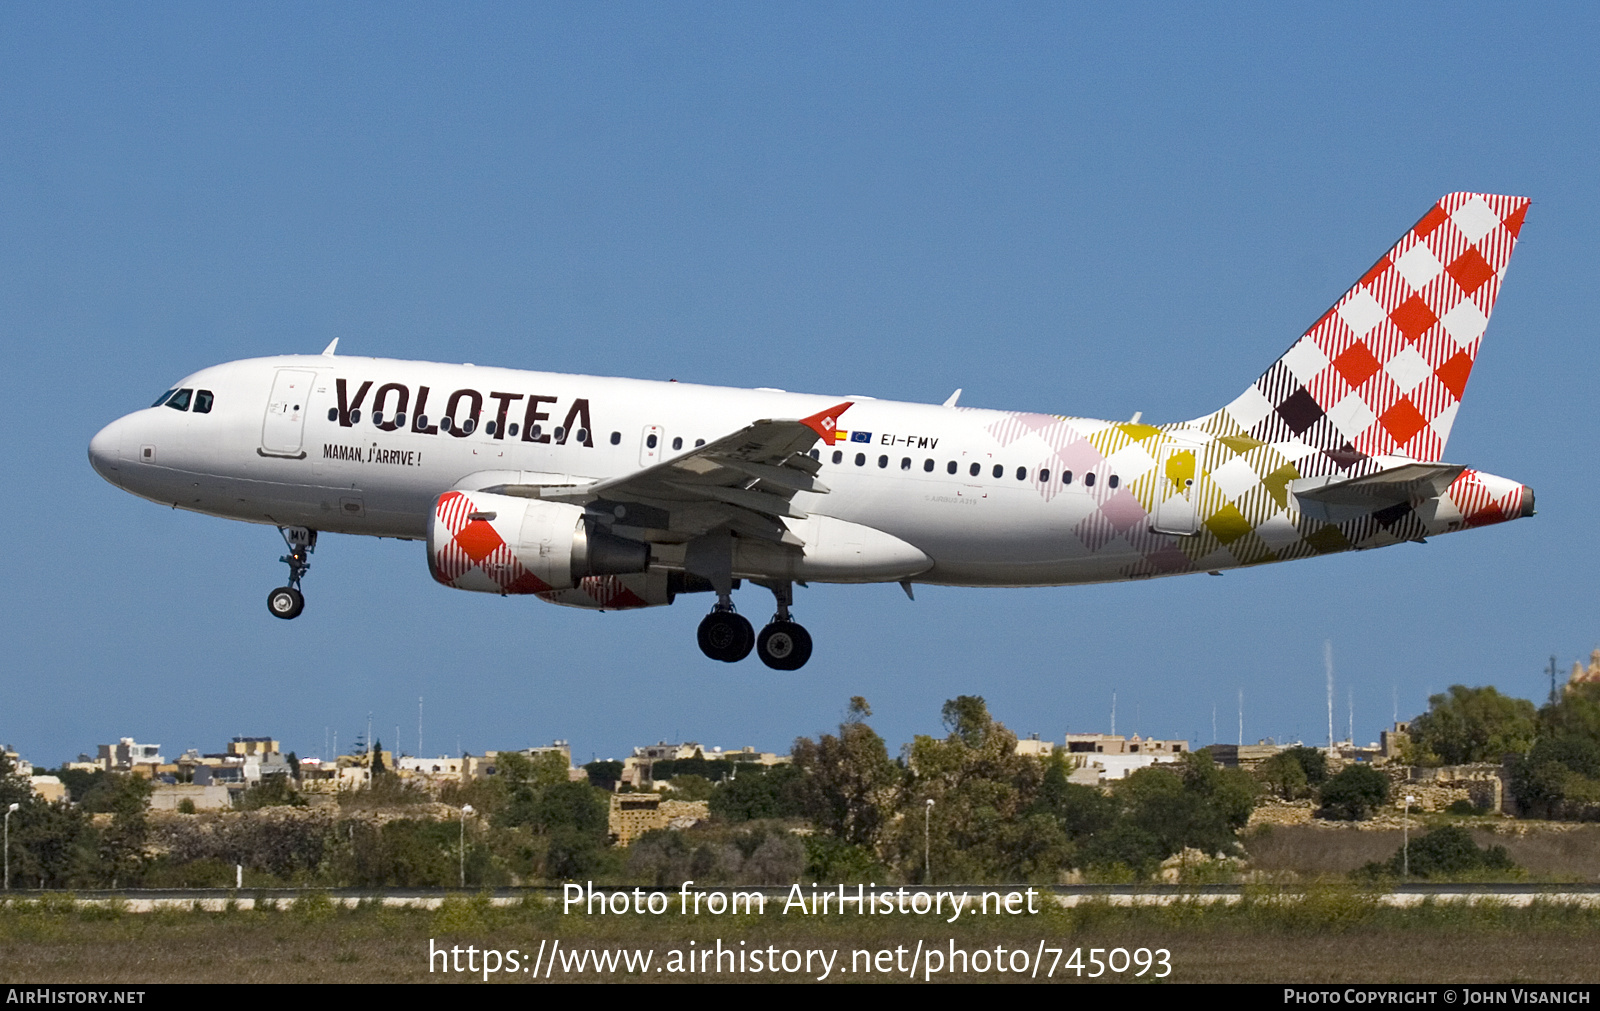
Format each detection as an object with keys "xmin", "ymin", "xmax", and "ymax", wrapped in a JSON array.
[{"xmin": 959, "ymin": 193, "xmax": 1531, "ymax": 582}]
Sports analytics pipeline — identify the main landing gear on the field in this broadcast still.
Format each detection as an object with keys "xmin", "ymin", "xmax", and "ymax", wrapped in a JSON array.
[
  {"xmin": 695, "ymin": 580, "xmax": 813, "ymax": 670},
  {"xmin": 267, "ymin": 526, "xmax": 316, "ymax": 620}
]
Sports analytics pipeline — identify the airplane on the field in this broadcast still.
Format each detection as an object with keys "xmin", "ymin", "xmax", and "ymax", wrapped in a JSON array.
[{"xmin": 89, "ymin": 192, "xmax": 1534, "ymax": 671}]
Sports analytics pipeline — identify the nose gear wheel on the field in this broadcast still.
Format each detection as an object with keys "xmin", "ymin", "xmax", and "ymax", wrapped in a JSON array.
[{"xmin": 267, "ymin": 586, "xmax": 304, "ymax": 620}]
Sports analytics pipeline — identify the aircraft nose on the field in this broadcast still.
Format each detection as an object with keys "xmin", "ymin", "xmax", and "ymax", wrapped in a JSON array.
[{"xmin": 88, "ymin": 416, "xmax": 131, "ymax": 487}]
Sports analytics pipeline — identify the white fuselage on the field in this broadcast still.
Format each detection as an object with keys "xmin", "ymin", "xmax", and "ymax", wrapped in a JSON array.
[
  {"xmin": 89, "ymin": 354, "xmax": 1178, "ymax": 587},
  {"xmin": 89, "ymin": 352, "xmax": 1531, "ymax": 594}
]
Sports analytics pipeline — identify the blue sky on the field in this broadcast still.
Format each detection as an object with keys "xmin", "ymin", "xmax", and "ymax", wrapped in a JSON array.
[{"xmin": 3, "ymin": 4, "xmax": 1596, "ymax": 766}]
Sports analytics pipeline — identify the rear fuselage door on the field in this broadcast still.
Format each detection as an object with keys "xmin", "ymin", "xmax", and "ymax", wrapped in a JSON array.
[
  {"xmin": 1151, "ymin": 440, "xmax": 1202, "ymax": 536},
  {"xmin": 261, "ymin": 369, "xmax": 316, "ymax": 457}
]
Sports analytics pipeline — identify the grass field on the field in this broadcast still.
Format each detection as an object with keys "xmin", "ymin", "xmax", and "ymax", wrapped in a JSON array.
[{"xmin": 3, "ymin": 891, "xmax": 1599, "ymax": 984}]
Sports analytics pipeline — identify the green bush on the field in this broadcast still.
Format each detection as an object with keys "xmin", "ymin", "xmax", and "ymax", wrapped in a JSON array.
[{"xmin": 1361, "ymin": 825, "xmax": 1516, "ymax": 879}]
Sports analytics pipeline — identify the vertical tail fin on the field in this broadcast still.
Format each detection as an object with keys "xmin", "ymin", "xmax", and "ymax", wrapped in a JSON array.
[{"xmin": 1197, "ymin": 193, "xmax": 1529, "ymax": 462}]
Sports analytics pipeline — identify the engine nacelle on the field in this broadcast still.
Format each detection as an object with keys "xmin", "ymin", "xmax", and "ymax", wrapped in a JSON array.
[{"xmin": 428, "ymin": 490, "xmax": 649, "ymax": 596}]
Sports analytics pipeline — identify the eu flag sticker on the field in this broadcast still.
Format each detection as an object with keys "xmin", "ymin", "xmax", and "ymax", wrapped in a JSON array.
[{"xmin": 850, "ymin": 431, "xmax": 872, "ymax": 443}]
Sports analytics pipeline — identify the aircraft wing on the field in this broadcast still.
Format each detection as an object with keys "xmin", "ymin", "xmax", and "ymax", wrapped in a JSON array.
[
  {"xmin": 1291, "ymin": 462, "xmax": 1466, "ymax": 510},
  {"xmin": 486, "ymin": 401, "xmax": 854, "ymax": 545}
]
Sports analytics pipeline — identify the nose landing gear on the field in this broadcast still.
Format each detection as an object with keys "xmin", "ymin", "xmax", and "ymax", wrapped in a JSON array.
[{"xmin": 268, "ymin": 527, "xmax": 316, "ymax": 620}]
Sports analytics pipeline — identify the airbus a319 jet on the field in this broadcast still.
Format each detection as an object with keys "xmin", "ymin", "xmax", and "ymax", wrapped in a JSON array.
[{"xmin": 90, "ymin": 193, "xmax": 1534, "ymax": 670}]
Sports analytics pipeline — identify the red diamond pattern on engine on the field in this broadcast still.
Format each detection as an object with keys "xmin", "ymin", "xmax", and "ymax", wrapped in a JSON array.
[{"xmin": 431, "ymin": 490, "xmax": 552, "ymax": 593}]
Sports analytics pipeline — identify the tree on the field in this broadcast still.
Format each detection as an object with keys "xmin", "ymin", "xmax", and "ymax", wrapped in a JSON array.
[
  {"xmin": 709, "ymin": 764, "xmax": 804, "ymax": 822},
  {"xmin": 1281, "ymin": 746, "xmax": 1329, "ymax": 785},
  {"xmin": 1510, "ymin": 735, "xmax": 1600, "ymax": 819},
  {"xmin": 1257, "ymin": 752, "xmax": 1309, "ymax": 800},
  {"xmin": 1179, "ymin": 750, "xmax": 1259, "ymax": 831},
  {"xmin": 1080, "ymin": 761, "xmax": 1251, "ymax": 875},
  {"xmin": 1031, "ymin": 756, "xmax": 1116, "ymax": 839},
  {"xmin": 892, "ymin": 696, "xmax": 1068, "ymax": 883},
  {"xmin": 941, "ymin": 696, "xmax": 993, "ymax": 748},
  {"xmin": 791, "ymin": 698, "xmax": 902, "ymax": 849},
  {"xmin": 583, "ymin": 760, "xmax": 623, "ymax": 791},
  {"xmin": 1409, "ymin": 685, "xmax": 1537, "ymax": 766},
  {"xmin": 93, "ymin": 773, "xmax": 154, "ymax": 885},
  {"xmin": 1318, "ymin": 764, "xmax": 1390, "ymax": 820}
]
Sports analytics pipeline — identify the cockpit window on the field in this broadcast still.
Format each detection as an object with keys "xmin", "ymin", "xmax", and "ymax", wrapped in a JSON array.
[
  {"xmin": 165, "ymin": 389, "xmax": 193, "ymax": 412},
  {"xmin": 193, "ymin": 390, "xmax": 214, "ymax": 414},
  {"xmin": 151, "ymin": 390, "xmax": 175, "ymax": 408}
]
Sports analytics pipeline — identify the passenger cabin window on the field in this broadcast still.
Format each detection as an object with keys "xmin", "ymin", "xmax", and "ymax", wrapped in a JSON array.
[
  {"xmin": 646, "ymin": 433, "xmax": 658, "ymax": 449},
  {"xmin": 484, "ymin": 420, "xmax": 496, "ymax": 436},
  {"xmin": 832, "ymin": 450, "xmax": 843, "ymax": 464},
  {"xmin": 695, "ymin": 439, "xmax": 705, "ymax": 447},
  {"xmin": 152, "ymin": 390, "xmax": 176, "ymax": 408},
  {"xmin": 507, "ymin": 423, "xmax": 518, "ymax": 437},
  {"xmin": 1062, "ymin": 471, "xmax": 1073, "ymax": 484},
  {"xmin": 327, "ymin": 407, "xmax": 338, "ymax": 421},
  {"xmin": 1016, "ymin": 466, "xmax": 1026, "ymax": 481},
  {"xmin": 193, "ymin": 390, "xmax": 214, "ymax": 414},
  {"xmin": 1040, "ymin": 468, "xmax": 1050, "ymax": 482},
  {"xmin": 878, "ymin": 455, "xmax": 888, "ymax": 468},
  {"xmin": 610, "ymin": 431, "xmax": 621, "ymax": 445},
  {"xmin": 372, "ymin": 412, "xmax": 385, "ymax": 426},
  {"xmin": 672, "ymin": 436, "xmax": 683, "ymax": 450},
  {"xmin": 923, "ymin": 459, "xmax": 934, "ymax": 472},
  {"xmin": 165, "ymin": 388, "xmax": 193, "ymax": 412},
  {"xmin": 969, "ymin": 462, "xmax": 980, "ymax": 477},
  {"xmin": 854, "ymin": 452, "xmax": 866, "ymax": 466},
  {"xmin": 810, "ymin": 449, "xmax": 821, "ymax": 460},
  {"xmin": 576, "ymin": 428, "xmax": 589, "ymax": 443},
  {"xmin": 438, "ymin": 416, "xmax": 451, "ymax": 432},
  {"xmin": 1084, "ymin": 472, "xmax": 1095, "ymax": 487},
  {"xmin": 1109, "ymin": 475, "xmax": 1120, "ymax": 488},
  {"xmin": 462, "ymin": 418, "xmax": 477, "ymax": 435},
  {"xmin": 946, "ymin": 461, "xmax": 957, "ymax": 475},
  {"xmin": 901, "ymin": 457, "xmax": 911, "ymax": 470},
  {"xmin": 992, "ymin": 464, "xmax": 1003, "ymax": 479}
]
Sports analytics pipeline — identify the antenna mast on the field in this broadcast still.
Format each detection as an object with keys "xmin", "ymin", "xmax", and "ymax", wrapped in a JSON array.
[{"xmin": 1325, "ymin": 640, "xmax": 1335, "ymax": 750}]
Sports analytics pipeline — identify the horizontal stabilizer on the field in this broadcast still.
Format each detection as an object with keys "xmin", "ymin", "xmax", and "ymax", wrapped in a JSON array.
[{"xmin": 1292, "ymin": 462, "xmax": 1465, "ymax": 511}]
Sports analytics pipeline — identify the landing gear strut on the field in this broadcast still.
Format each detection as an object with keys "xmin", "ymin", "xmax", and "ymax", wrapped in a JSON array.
[
  {"xmin": 267, "ymin": 526, "xmax": 316, "ymax": 620},
  {"xmin": 755, "ymin": 581, "xmax": 812, "ymax": 671}
]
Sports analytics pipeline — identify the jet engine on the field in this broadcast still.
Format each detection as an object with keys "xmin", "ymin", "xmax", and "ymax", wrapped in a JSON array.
[{"xmin": 428, "ymin": 489, "xmax": 649, "ymax": 596}]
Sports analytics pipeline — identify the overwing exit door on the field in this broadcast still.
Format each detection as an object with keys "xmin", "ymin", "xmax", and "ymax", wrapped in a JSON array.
[{"xmin": 640, "ymin": 426, "xmax": 664, "ymax": 467}]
